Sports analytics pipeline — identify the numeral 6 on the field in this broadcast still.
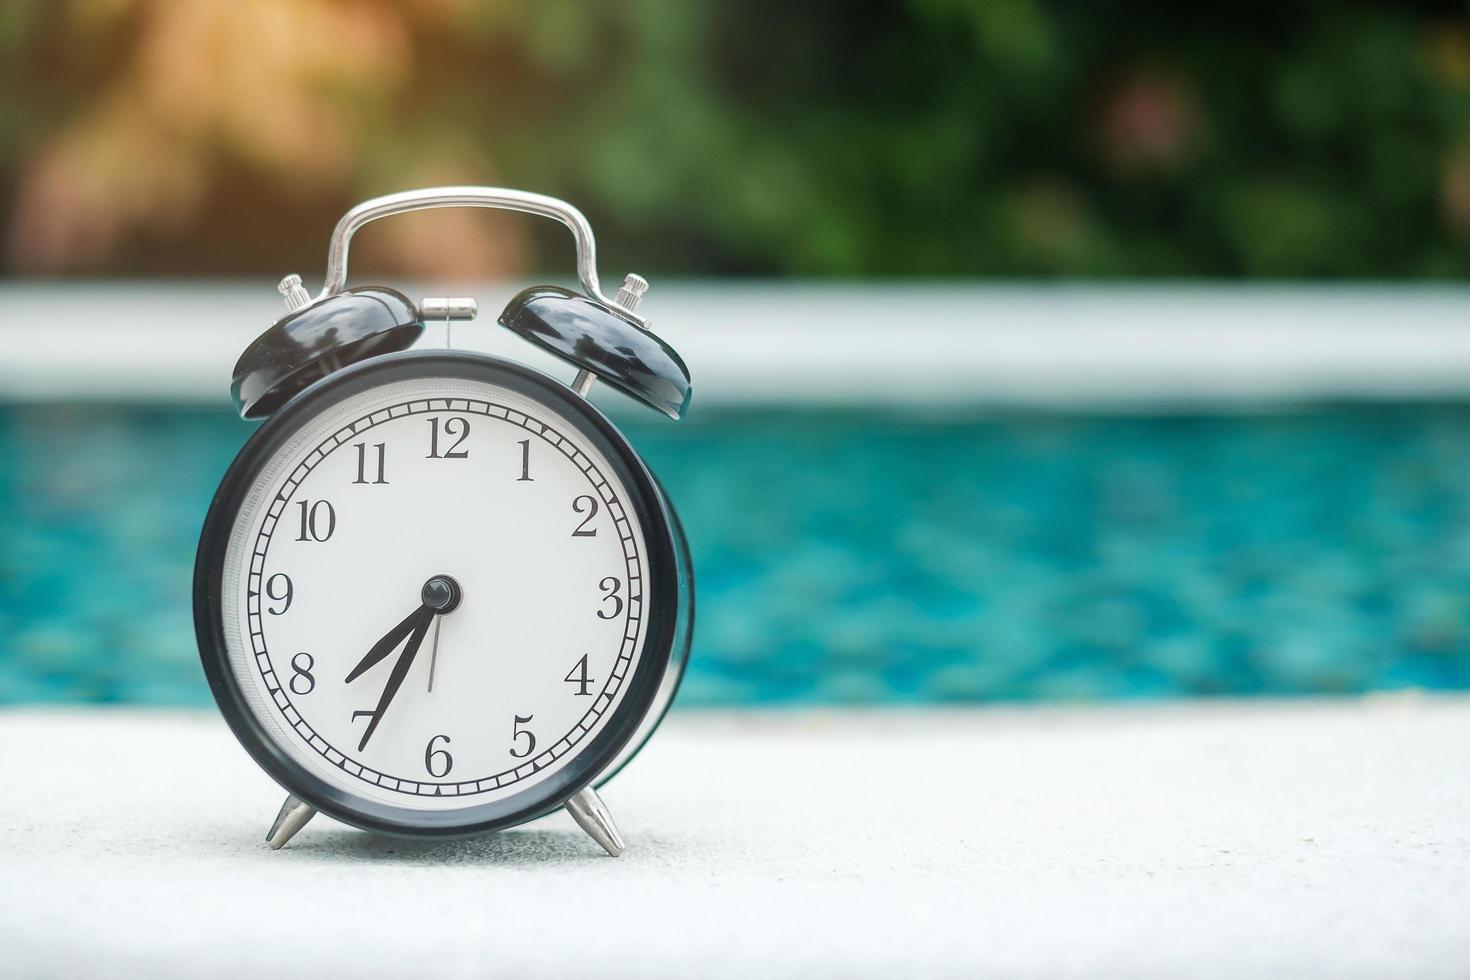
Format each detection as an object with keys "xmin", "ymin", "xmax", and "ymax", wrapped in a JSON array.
[{"xmin": 424, "ymin": 734, "xmax": 453, "ymax": 777}]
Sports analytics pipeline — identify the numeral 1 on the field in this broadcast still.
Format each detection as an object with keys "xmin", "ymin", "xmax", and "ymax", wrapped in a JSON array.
[{"xmin": 517, "ymin": 439, "xmax": 533, "ymax": 481}]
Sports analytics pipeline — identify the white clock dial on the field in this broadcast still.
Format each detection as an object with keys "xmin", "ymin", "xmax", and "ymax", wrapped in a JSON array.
[{"xmin": 218, "ymin": 376, "xmax": 649, "ymax": 811}]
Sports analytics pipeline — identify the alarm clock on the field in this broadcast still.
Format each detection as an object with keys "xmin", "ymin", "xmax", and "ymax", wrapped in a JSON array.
[{"xmin": 193, "ymin": 187, "xmax": 693, "ymax": 856}]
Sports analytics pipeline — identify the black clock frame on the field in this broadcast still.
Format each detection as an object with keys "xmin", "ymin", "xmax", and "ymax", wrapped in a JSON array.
[{"xmin": 194, "ymin": 350, "xmax": 688, "ymax": 838}]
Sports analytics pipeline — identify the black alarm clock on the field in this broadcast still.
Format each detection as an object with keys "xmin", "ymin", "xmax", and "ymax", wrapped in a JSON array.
[{"xmin": 193, "ymin": 187, "xmax": 693, "ymax": 855}]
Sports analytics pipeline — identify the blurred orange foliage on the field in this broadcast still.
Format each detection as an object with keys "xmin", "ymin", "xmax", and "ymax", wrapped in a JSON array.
[{"xmin": 8, "ymin": 0, "xmax": 525, "ymax": 279}]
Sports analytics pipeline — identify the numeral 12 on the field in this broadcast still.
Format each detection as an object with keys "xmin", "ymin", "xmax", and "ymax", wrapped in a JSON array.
[{"xmin": 426, "ymin": 417, "xmax": 470, "ymax": 459}]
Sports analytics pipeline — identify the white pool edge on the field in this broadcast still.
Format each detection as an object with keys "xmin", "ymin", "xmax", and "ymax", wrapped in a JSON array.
[{"xmin": 4, "ymin": 280, "xmax": 1470, "ymax": 409}]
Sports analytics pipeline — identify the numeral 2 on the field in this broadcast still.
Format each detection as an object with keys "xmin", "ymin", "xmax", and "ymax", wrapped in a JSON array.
[{"xmin": 571, "ymin": 495, "xmax": 599, "ymax": 536}]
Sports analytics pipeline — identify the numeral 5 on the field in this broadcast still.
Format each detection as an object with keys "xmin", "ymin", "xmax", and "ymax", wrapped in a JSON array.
[{"xmin": 509, "ymin": 714, "xmax": 536, "ymax": 758}]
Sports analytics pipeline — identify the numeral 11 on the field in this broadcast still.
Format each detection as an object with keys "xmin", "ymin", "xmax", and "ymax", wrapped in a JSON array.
[{"xmin": 353, "ymin": 442, "xmax": 387, "ymax": 484}]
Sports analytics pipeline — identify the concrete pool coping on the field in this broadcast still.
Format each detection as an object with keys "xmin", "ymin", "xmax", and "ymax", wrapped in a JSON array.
[
  {"xmin": 5, "ymin": 282, "xmax": 1470, "ymax": 410},
  {"xmin": 3, "ymin": 697, "xmax": 1466, "ymax": 978}
]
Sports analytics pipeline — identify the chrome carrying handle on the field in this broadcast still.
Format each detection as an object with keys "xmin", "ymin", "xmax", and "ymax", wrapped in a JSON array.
[{"xmin": 316, "ymin": 186, "xmax": 646, "ymax": 326}]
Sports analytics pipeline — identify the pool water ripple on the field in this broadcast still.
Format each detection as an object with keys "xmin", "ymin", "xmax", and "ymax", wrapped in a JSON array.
[{"xmin": 2, "ymin": 404, "xmax": 1468, "ymax": 704}]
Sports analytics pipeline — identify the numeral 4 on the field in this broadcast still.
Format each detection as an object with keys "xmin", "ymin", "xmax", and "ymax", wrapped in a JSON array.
[{"xmin": 565, "ymin": 654, "xmax": 595, "ymax": 696}]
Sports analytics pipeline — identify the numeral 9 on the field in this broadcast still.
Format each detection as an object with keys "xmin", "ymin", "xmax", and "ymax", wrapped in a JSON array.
[{"xmin": 265, "ymin": 573, "xmax": 293, "ymax": 615}]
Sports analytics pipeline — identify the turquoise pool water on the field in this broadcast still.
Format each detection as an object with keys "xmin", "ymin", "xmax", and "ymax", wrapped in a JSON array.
[{"xmin": 3, "ymin": 403, "xmax": 1469, "ymax": 704}]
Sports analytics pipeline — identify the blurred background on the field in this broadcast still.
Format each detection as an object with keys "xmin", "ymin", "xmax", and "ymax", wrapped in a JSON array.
[{"xmin": 3, "ymin": 0, "xmax": 1470, "ymax": 704}]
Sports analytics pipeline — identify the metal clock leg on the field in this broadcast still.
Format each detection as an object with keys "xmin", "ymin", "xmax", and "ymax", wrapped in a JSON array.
[
  {"xmin": 265, "ymin": 794, "xmax": 317, "ymax": 849},
  {"xmin": 565, "ymin": 786, "xmax": 625, "ymax": 857}
]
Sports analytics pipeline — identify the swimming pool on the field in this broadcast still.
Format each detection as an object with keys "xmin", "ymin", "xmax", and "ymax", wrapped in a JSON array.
[{"xmin": 3, "ymin": 402, "xmax": 1467, "ymax": 705}]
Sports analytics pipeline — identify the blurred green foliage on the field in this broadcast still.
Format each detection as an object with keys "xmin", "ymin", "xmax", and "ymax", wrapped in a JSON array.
[{"xmin": 3, "ymin": 0, "xmax": 1470, "ymax": 278}]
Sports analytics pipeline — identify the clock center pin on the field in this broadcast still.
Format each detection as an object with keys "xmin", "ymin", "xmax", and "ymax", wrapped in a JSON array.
[{"xmin": 422, "ymin": 575, "xmax": 463, "ymax": 615}]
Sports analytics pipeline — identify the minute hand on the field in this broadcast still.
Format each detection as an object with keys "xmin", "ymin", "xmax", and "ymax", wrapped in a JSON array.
[
  {"xmin": 344, "ymin": 603, "xmax": 428, "ymax": 684},
  {"xmin": 356, "ymin": 607, "xmax": 434, "ymax": 752}
]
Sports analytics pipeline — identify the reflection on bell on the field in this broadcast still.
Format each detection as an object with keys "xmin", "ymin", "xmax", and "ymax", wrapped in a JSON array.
[{"xmin": 499, "ymin": 285, "xmax": 692, "ymax": 420}]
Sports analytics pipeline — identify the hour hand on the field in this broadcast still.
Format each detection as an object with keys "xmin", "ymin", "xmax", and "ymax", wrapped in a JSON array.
[
  {"xmin": 344, "ymin": 603, "xmax": 428, "ymax": 684},
  {"xmin": 354, "ymin": 608, "xmax": 434, "ymax": 751}
]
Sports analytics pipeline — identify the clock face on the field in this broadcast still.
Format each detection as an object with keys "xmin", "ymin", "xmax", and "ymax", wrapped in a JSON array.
[{"xmin": 207, "ymin": 359, "xmax": 664, "ymax": 825}]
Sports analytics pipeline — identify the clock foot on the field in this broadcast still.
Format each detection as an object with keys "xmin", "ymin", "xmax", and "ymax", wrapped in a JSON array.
[
  {"xmin": 565, "ymin": 786, "xmax": 625, "ymax": 857},
  {"xmin": 265, "ymin": 794, "xmax": 316, "ymax": 849}
]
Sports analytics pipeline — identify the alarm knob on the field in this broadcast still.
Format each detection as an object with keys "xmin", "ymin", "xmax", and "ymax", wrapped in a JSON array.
[
  {"xmin": 614, "ymin": 273, "xmax": 648, "ymax": 312},
  {"xmin": 277, "ymin": 274, "xmax": 312, "ymax": 312},
  {"xmin": 231, "ymin": 277, "xmax": 424, "ymax": 419}
]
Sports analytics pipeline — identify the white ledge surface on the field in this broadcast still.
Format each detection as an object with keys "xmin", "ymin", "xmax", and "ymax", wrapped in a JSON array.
[
  {"xmin": 4, "ymin": 282, "xmax": 1470, "ymax": 408},
  {"xmin": 2, "ymin": 699, "xmax": 1467, "ymax": 978}
]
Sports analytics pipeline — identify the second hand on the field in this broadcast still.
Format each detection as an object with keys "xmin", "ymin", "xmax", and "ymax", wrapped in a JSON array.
[{"xmin": 427, "ymin": 616, "xmax": 442, "ymax": 693}]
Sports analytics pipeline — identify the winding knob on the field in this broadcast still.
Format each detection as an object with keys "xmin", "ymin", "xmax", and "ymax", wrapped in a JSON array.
[
  {"xmin": 277, "ymin": 274, "xmax": 312, "ymax": 312},
  {"xmin": 614, "ymin": 274, "xmax": 649, "ymax": 314}
]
